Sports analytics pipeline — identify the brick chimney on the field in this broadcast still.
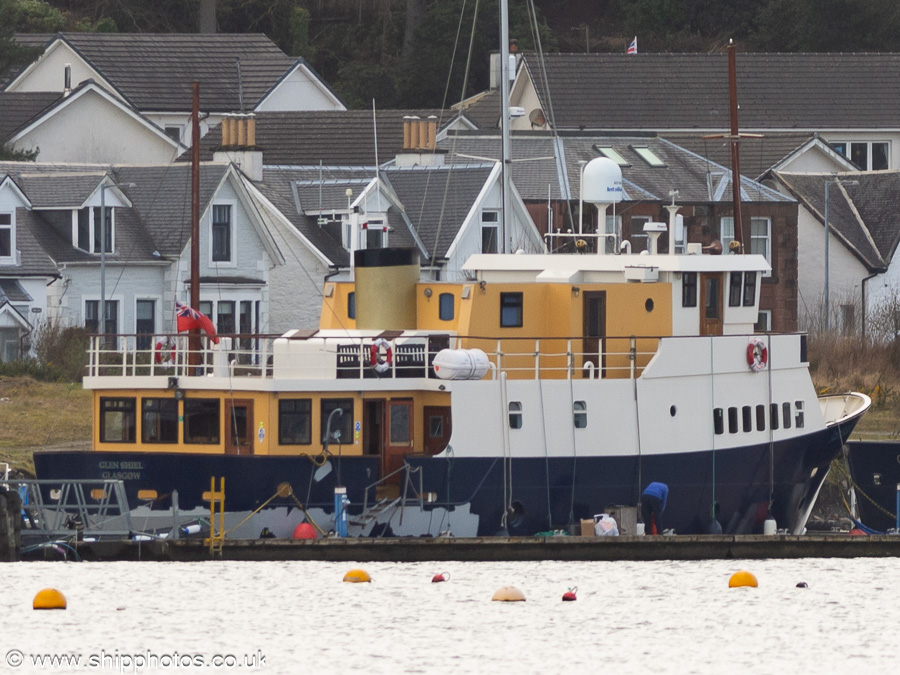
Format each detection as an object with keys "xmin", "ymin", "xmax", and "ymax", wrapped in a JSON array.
[
  {"xmin": 214, "ymin": 113, "xmax": 263, "ymax": 181},
  {"xmin": 396, "ymin": 115, "xmax": 445, "ymax": 167}
]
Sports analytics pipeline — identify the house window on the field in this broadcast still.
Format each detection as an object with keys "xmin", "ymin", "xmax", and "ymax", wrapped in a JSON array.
[
  {"xmin": 141, "ymin": 397, "xmax": 178, "ymax": 443},
  {"xmin": 755, "ymin": 310, "xmax": 771, "ymax": 332},
  {"xmin": 604, "ymin": 215, "xmax": 621, "ymax": 254},
  {"xmin": 217, "ymin": 300, "xmax": 235, "ymax": 335},
  {"xmin": 630, "ymin": 215, "xmax": 651, "ymax": 253},
  {"xmin": 0, "ymin": 212, "xmax": 13, "ymax": 262},
  {"xmin": 212, "ymin": 204, "xmax": 232, "ymax": 262},
  {"xmin": 439, "ymin": 293, "xmax": 454, "ymax": 321},
  {"xmin": 594, "ymin": 146, "xmax": 629, "ymax": 166},
  {"xmin": 136, "ymin": 300, "xmax": 155, "ymax": 350},
  {"xmin": 573, "ymin": 400, "xmax": 587, "ymax": 428},
  {"xmin": 364, "ymin": 219, "xmax": 385, "ymax": 249},
  {"xmin": 631, "ymin": 146, "xmax": 666, "ymax": 167},
  {"xmin": 321, "ymin": 398, "xmax": 353, "ymax": 444},
  {"xmin": 164, "ymin": 126, "xmax": 182, "ymax": 143},
  {"xmin": 720, "ymin": 217, "xmax": 771, "ymax": 274},
  {"xmin": 743, "ymin": 272, "xmax": 757, "ymax": 307},
  {"xmin": 833, "ymin": 141, "xmax": 889, "ymax": 170},
  {"xmin": 100, "ymin": 397, "xmax": 136, "ymax": 443},
  {"xmin": 500, "ymin": 292, "xmax": 523, "ymax": 327},
  {"xmin": 184, "ymin": 398, "xmax": 219, "ymax": 444},
  {"xmin": 76, "ymin": 207, "xmax": 114, "ymax": 253},
  {"xmin": 279, "ymin": 399, "xmax": 311, "ymax": 445},
  {"xmin": 482, "ymin": 210, "xmax": 499, "ymax": 254},
  {"xmin": 508, "ymin": 401, "xmax": 523, "ymax": 429},
  {"xmin": 682, "ymin": 272, "xmax": 698, "ymax": 307},
  {"xmin": 85, "ymin": 299, "xmax": 118, "ymax": 336}
]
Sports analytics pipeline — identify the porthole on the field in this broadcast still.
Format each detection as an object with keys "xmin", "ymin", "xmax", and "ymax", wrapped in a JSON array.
[
  {"xmin": 645, "ymin": 298, "xmax": 654, "ymax": 312},
  {"xmin": 669, "ymin": 405, "xmax": 677, "ymax": 417}
]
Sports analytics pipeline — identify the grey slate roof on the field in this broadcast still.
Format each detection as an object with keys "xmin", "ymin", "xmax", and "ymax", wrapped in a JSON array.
[
  {"xmin": 10, "ymin": 33, "xmax": 306, "ymax": 113},
  {"xmin": 0, "ymin": 161, "xmax": 229, "ymax": 264},
  {"xmin": 774, "ymin": 170, "xmax": 900, "ymax": 271},
  {"xmin": 439, "ymin": 131, "xmax": 791, "ymax": 206},
  {"xmin": 0, "ymin": 91, "xmax": 61, "ymax": 140},
  {"xmin": 0, "ymin": 279, "xmax": 32, "ymax": 302},
  {"xmin": 519, "ymin": 52, "xmax": 900, "ymax": 131},
  {"xmin": 193, "ymin": 109, "xmax": 448, "ymax": 165}
]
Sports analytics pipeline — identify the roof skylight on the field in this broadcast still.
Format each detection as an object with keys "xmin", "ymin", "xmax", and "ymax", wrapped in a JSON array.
[
  {"xmin": 631, "ymin": 146, "xmax": 666, "ymax": 167},
  {"xmin": 595, "ymin": 146, "xmax": 629, "ymax": 166}
]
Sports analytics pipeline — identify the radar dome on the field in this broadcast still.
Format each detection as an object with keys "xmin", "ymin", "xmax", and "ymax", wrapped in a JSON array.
[{"xmin": 583, "ymin": 157, "xmax": 623, "ymax": 204}]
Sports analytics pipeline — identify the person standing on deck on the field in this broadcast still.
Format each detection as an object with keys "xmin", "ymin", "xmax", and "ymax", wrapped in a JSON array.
[{"xmin": 642, "ymin": 482, "xmax": 669, "ymax": 535}]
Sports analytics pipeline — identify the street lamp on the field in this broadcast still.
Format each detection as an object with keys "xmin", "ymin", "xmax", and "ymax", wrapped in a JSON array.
[{"xmin": 823, "ymin": 177, "xmax": 859, "ymax": 331}]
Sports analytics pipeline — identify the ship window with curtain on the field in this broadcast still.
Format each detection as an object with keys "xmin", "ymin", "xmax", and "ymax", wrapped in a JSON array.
[
  {"xmin": 743, "ymin": 272, "xmax": 757, "ymax": 307},
  {"xmin": 321, "ymin": 398, "xmax": 353, "ymax": 444},
  {"xmin": 184, "ymin": 398, "xmax": 220, "ymax": 444},
  {"xmin": 573, "ymin": 400, "xmax": 587, "ymax": 428},
  {"xmin": 508, "ymin": 401, "xmax": 523, "ymax": 429},
  {"xmin": 728, "ymin": 272, "xmax": 742, "ymax": 307},
  {"xmin": 795, "ymin": 401, "xmax": 805, "ymax": 428},
  {"xmin": 439, "ymin": 293, "xmax": 454, "ymax": 321},
  {"xmin": 500, "ymin": 292, "xmax": 523, "ymax": 327},
  {"xmin": 100, "ymin": 397, "xmax": 136, "ymax": 443},
  {"xmin": 769, "ymin": 403, "xmax": 780, "ymax": 431},
  {"xmin": 141, "ymin": 397, "xmax": 178, "ymax": 443},
  {"xmin": 713, "ymin": 408, "xmax": 724, "ymax": 435},
  {"xmin": 727, "ymin": 407, "xmax": 738, "ymax": 434},
  {"xmin": 279, "ymin": 399, "xmax": 311, "ymax": 445},
  {"xmin": 682, "ymin": 273, "xmax": 697, "ymax": 307}
]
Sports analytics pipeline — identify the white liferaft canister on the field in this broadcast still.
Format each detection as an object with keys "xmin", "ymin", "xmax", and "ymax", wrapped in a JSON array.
[{"xmin": 432, "ymin": 349, "xmax": 490, "ymax": 380}]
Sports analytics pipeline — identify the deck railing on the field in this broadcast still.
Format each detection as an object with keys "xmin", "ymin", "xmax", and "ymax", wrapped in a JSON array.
[{"xmin": 85, "ymin": 333, "xmax": 663, "ymax": 381}]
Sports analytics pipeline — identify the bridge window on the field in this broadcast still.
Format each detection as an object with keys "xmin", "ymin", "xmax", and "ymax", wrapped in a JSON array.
[
  {"xmin": 100, "ymin": 397, "xmax": 136, "ymax": 443},
  {"xmin": 279, "ymin": 399, "xmax": 311, "ymax": 445},
  {"xmin": 142, "ymin": 397, "xmax": 177, "ymax": 444},
  {"xmin": 439, "ymin": 293, "xmax": 454, "ymax": 321},
  {"xmin": 500, "ymin": 292, "xmax": 523, "ymax": 327},
  {"xmin": 184, "ymin": 398, "xmax": 220, "ymax": 444}
]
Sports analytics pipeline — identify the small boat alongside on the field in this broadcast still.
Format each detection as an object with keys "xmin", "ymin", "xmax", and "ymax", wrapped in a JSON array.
[{"xmin": 846, "ymin": 440, "xmax": 900, "ymax": 533}]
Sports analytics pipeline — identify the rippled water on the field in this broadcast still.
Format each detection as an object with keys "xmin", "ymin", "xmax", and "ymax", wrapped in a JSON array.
[{"xmin": 2, "ymin": 558, "xmax": 898, "ymax": 674}]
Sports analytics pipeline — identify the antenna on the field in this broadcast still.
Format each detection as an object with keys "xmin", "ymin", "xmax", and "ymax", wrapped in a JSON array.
[
  {"xmin": 236, "ymin": 57, "xmax": 243, "ymax": 112},
  {"xmin": 372, "ymin": 99, "xmax": 383, "ymax": 214}
]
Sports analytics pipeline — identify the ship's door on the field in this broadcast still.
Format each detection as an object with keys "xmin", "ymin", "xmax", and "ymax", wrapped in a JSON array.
[
  {"xmin": 363, "ymin": 400, "xmax": 383, "ymax": 459},
  {"xmin": 700, "ymin": 273, "xmax": 724, "ymax": 336},
  {"xmin": 224, "ymin": 399, "xmax": 253, "ymax": 455},
  {"xmin": 384, "ymin": 399, "xmax": 414, "ymax": 480},
  {"xmin": 582, "ymin": 291, "xmax": 606, "ymax": 378},
  {"xmin": 423, "ymin": 405, "xmax": 452, "ymax": 455}
]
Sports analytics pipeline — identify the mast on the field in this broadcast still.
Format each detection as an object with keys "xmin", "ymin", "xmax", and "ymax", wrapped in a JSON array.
[
  {"xmin": 499, "ymin": 0, "xmax": 511, "ymax": 254},
  {"xmin": 727, "ymin": 41, "xmax": 744, "ymax": 251},
  {"xmin": 190, "ymin": 82, "xmax": 201, "ymax": 365}
]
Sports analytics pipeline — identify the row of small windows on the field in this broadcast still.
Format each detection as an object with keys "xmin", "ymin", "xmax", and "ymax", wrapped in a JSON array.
[
  {"xmin": 508, "ymin": 400, "xmax": 588, "ymax": 429},
  {"xmin": 348, "ymin": 292, "xmax": 457, "ymax": 322},
  {"xmin": 100, "ymin": 396, "xmax": 354, "ymax": 446},
  {"xmin": 682, "ymin": 272, "xmax": 757, "ymax": 309},
  {"xmin": 713, "ymin": 401, "xmax": 805, "ymax": 436}
]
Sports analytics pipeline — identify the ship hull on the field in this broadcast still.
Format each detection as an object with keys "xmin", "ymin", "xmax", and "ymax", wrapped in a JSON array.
[{"xmin": 846, "ymin": 440, "xmax": 900, "ymax": 532}]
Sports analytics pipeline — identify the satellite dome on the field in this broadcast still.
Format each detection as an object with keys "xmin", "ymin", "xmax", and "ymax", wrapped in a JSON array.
[{"xmin": 583, "ymin": 157, "xmax": 623, "ymax": 204}]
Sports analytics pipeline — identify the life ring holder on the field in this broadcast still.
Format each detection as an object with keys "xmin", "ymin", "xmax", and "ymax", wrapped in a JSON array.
[
  {"xmin": 154, "ymin": 338, "xmax": 176, "ymax": 365},
  {"xmin": 747, "ymin": 337, "xmax": 768, "ymax": 372},
  {"xmin": 369, "ymin": 338, "xmax": 393, "ymax": 374}
]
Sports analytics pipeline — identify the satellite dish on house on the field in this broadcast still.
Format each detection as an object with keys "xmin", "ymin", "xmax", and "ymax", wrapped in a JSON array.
[
  {"xmin": 529, "ymin": 109, "xmax": 546, "ymax": 127},
  {"xmin": 583, "ymin": 157, "xmax": 623, "ymax": 204}
]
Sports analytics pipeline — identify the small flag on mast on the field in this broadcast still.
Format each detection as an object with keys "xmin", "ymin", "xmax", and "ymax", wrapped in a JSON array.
[
  {"xmin": 175, "ymin": 301, "xmax": 220, "ymax": 344},
  {"xmin": 627, "ymin": 37, "xmax": 638, "ymax": 54}
]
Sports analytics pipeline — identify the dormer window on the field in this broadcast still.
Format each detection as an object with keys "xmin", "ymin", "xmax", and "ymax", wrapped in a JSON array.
[
  {"xmin": 75, "ymin": 207, "xmax": 113, "ymax": 253},
  {"xmin": 482, "ymin": 210, "xmax": 499, "ymax": 253},
  {"xmin": 363, "ymin": 218, "xmax": 386, "ymax": 249},
  {"xmin": 0, "ymin": 212, "xmax": 13, "ymax": 263}
]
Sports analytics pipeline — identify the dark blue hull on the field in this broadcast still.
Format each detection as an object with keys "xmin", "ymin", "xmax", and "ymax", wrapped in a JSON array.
[
  {"xmin": 847, "ymin": 441, "xmax": 900, "ymax": 532},
  {"xmin": 32, "ymin": 451, "xmax": 379, "ymax": 515},
  {"xmin": 409, "ymin": 423, "xmax": 855, "ymax": 536}
]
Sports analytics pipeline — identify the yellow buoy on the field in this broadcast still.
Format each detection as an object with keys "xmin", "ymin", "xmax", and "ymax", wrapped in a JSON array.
[
  {"xmin": 491, "ymin": 586, "xmax": 526, "ymax": 602},
  {"xmin": 728, "ymin": 570, "xmax": 758, "ymax": 588},
  {"xmin": 343, "ymin": 569, "xmax": 372, "ymax": 583},
  {"xmin": 33, "ymin": 588, "xmax": 67, "ymax": 610}
]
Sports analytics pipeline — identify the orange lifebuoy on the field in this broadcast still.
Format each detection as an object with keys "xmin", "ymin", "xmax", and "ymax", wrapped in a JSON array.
[
  {"xmin": 154, "ymin": 338, "xmax": 176, "ymax": 365},
  {"xmin": 747, "ymin": 338, "xmax": 768, "ymax": 372},
  {"xmin": 369, "ymin": 338, "xmax": 393, "ymax": 373}
]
